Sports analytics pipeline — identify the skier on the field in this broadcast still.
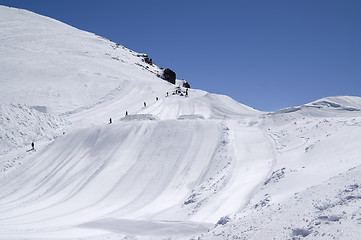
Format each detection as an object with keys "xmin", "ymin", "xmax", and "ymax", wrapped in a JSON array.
[
  {"xmin": 31, "ymin": 142, "xmax": 34, "ymax": 150},
  {"xmin": 144, "ymin": 102, "xmax": 146, "ymax": 107},
  {"xmin": 166, "ymin": 92, "xmax": 169, "ymax": 97},
  {"xmin": 125, "ymin": 111, "xmax": 128, "ymax": 116},
  {"xmin": 109, "ymin": 118, "xmax": 112, "ymax": 124},
  {"xmin": 186, "ymin": 89, "xmax": 188, "ymax": 96},
  {"xmin": 156, "ymin": 97, "xmax": 158, "ymax": 101}
]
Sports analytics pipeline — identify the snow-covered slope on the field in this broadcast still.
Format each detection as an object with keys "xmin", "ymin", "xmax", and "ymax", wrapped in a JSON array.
[
  {"xmin": 0, "ymin": 5, "xmax": 360, "ymax": 240},
  {"xmin": 0, "ymin": 5, "xmax": 165, "ymax": 114}
]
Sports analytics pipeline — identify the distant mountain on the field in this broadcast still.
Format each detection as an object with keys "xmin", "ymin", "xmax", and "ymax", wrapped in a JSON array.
[{"xmin": 275, "ymin": 96, "xmax": 361, "ymax": 116}]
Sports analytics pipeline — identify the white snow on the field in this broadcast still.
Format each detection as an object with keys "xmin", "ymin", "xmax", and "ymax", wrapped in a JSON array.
[
  {"xmin": 0, "ymin": 5, "xmax": 361, "ymax": 240},
  {"xmin": 0, "ymin": 104, "xmax": 70, "ymax": 156}
]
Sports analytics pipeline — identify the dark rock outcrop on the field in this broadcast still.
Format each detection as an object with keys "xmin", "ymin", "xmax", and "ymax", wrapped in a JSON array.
[
  {"xmin": 183, "ymin": 81, "xmax": 190, "ymax": 88},
  {"xmin": 162, "ymin": 68, "xmax": 176, "ymax": 84},
  {"xmin": 138, "ymin": 54, "xmax": 153, "ymax": 65}
]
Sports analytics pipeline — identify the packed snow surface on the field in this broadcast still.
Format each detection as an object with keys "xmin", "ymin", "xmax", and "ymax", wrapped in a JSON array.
[{"xmin": 0, "ymin": 5, "xmax": 361, "ymax": 240}]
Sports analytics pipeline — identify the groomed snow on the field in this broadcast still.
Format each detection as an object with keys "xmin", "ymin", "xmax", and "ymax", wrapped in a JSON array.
[{"xmin": 0, "ymin": 5, "xmax": 361, "ymax": 240}]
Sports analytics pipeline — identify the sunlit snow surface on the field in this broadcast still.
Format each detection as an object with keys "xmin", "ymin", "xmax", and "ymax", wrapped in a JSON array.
[{"xmin": 1, "ymin": 5, "xmax": 361, "ymax": 240}]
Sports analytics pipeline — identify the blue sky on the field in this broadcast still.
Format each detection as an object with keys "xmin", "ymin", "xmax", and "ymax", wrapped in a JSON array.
[{"xmin": 1, "ymin": 0, "xmax": 360, "ymax": 111}]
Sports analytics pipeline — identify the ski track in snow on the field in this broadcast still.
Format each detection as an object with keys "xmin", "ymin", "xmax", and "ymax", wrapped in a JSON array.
[
  {"xmin": 0, "ymin": 117, "xmax": 273, "ymax": 239},
  {"xmin": 1, "ymin": 5, "xmax": 361, "ymax": 240}
]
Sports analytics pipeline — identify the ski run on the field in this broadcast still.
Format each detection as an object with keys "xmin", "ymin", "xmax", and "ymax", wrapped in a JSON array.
[{"xmin": 0, "ymin": 5, "xmax": 361, "ymax": 240}]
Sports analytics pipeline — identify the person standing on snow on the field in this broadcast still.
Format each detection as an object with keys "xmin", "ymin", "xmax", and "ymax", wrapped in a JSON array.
[{"xmin": 31, "ymin": 142, "xmax": 34, "ymax": 150}]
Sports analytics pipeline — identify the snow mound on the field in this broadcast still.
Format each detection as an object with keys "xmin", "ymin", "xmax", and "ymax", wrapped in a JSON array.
[
  {"xmin": 30, "ymin": 105, "xmax": 48, "ymax": 113},
  {"xmin": 178, "ymin": 114, "xmax": 205, "ymax": 120},
  {"xmin": 120, "ymin": 114, "xmax": 159, "ymax": 121},
  {"xmin": 201, "ymin": 93, "xmax": 259, "ymax": 118}
]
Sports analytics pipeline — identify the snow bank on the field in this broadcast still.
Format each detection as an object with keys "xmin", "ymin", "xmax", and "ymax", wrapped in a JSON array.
[
  {"xmin": 0, "ymin": 104, "xmax": 69, "ymax": 155},
  {"xmin": 120, "ymin": 114, "xmax": 159, "ymax": 121}
]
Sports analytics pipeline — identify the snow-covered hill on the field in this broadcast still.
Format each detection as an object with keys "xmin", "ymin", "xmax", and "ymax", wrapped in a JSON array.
[
  {"xmin": 0, "ymin": 5, "xmax": 169, "ymax": 114},
  {"xmin": 198, "ymin": 98, "xmax": 361, "ymax": 239},
  {"xmin": 0, "ymin": 5, "xmax": 360, "ymax": 240}
]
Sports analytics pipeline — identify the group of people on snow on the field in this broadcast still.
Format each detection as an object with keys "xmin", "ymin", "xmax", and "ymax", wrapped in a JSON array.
[
  {"xmin": 30, "ymin": 88, "xmax": 190, "ymax": 150},
  {"xmin": 108, "ymin": 87, "xmax": 189, "ymax": 124}
]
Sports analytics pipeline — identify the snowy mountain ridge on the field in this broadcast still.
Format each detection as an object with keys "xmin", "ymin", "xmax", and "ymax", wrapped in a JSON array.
[
  {"xmin": 275, "ymin": 96, "xmax": 361, "ymax": 116},
  {"xmin": 0, "ymin": 5, "xmax": 179, "ymax": 114},
  {"xmin": 0, "ymin": 5, "xmax": 361, "ymax": 240}
]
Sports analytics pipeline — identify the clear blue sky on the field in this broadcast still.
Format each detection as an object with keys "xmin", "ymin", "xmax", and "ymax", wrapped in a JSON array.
[{"xmin": 1, "ymin": 0, "xmax": 360, "ymax": 111}]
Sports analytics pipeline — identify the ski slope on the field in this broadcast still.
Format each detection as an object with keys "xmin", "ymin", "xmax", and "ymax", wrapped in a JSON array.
[
  {"xmin": 1, "ymin": 5, "xmax": 361, "ymax": 240},
  {"xmin": 1, "ymin": 106, "xmax": 272, "ymax": 239}
]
